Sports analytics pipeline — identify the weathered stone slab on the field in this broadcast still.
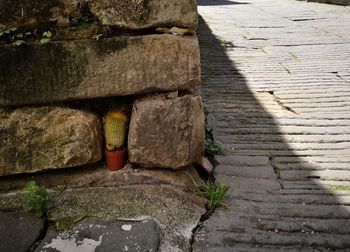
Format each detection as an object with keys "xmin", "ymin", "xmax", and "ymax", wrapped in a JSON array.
[
  {"xmin": 35, "ymin": 218, "xmax": 159, "ymax": 252},
  {"xmin": 0, "ymin": 35, "xmax": 200, "ymax": 106},
  {"xmin": 0, "ymin": 0, "xmax": 197, "ymax": 31},
  {"xmin": 0, "ymin": 186, "xmax": 206, "ymax": 251},
  {"xmin": 128, "ymin": 94, "xmax": 205, "ymax": 169},
  {"xmin": 0, "ymin": 211, "xmax": 45, "ymax": 252},
  {"xmin": 90, "ymin": 0, "xmax": 198, "ymax": 31},
  {"xmin": 0, "ymin": 107, "xmax": 102, "ymax": 176}
]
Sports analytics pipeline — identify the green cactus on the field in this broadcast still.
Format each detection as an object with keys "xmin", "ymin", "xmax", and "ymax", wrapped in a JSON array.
[{"xmin": 104, "ymin": 108, "xmax": 128, "ymax": 151}]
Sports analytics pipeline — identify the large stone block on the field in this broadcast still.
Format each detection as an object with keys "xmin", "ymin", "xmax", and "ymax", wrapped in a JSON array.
[
  {"xmin": 128, "ymin": 94, "xmax": 205, "ymax": 169},
  {"xmin": 0, "ymin": 107, "xmax": 102, "ymax": 176},
  {"xmin": 0, "ymin": 0, "xmax": 197, "ymax": 31},
  {"xmin": 0, "ymin": 35, "xmax": 200, "ymax": 106},
  {"xmin": 90, "ymin": 0, "xmax": 198, "ymax": 31}
]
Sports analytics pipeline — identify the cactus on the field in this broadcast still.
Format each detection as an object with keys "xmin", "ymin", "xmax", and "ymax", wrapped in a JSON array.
[{"xmin": 104, "ymin": 108, "xmax": 128, "ymax": 151}]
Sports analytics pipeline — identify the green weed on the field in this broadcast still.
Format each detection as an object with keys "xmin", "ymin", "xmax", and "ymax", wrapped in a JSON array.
[
  {"xmin": 22, "ymin": 180, "xmax": 53, "ymax": 217},
  {"xmin": 199, "ymin": 181, "xmax": 229, "ymax": 211},
  {"xmin": 40, "ymin": 31, "xmax": 52, "ymax": 45},
  {"xmin": 205, "ymin": 138, "xmax": 226, "ymax": 156}
]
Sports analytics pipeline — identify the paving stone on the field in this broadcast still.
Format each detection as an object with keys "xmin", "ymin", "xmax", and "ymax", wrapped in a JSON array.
[
  {"xmin": 35, "ymin": 217, "xmax": 159, "ymax": 252},
  {"xmin": 215, "ymin": 164, "xmax": 277, "ymax": 179},
  {"xmin": 215, "ymin": 175, "xmax": 281, "ymax": 191},
  {"xmin": 0, "ymin": 211, "xmax": 45, "ymax": 252},
  {"xmin": 193, "ymin": 0, "xmax": 350, "ymax": 250}
]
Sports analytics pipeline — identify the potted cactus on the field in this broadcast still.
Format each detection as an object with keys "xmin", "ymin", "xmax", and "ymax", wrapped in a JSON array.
[{"xmin": 103, "ymin": 108, "xmax": 129, "ymax": 171}]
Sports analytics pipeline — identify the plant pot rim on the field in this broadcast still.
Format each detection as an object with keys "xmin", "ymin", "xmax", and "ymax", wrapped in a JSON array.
[
  {"xmin": 105, "ymin": 147, "xmax": 127, "ymax": 154},
  {"xmin": 105, "ymin": 148, "xmax": 127, "ymax": 171}
]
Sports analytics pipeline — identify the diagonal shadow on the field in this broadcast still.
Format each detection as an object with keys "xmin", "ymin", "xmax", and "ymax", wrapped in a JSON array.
[
  {"xmin": 198, "ymin": 0, "xmax": 250, "ymax": 6},
  {"xmin": 194, "ymin": 10, "xmax": 350, "ymax": 251}
]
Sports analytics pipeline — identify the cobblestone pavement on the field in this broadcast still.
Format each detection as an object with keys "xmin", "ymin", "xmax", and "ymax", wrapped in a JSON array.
[{"xmin": 193, "ymin": 0, "xmax": 350, "ymax": 251}]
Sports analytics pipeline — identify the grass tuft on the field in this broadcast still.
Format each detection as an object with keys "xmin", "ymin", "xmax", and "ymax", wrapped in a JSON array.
[{"xmin": 199, "ymin": 181, "xmax": 229, "ymax": 211}]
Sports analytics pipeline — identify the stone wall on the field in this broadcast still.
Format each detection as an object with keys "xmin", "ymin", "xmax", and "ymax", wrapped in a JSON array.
[{"xmin": 0, "ymin": 0, "xmax": 204, "ymax": 176}]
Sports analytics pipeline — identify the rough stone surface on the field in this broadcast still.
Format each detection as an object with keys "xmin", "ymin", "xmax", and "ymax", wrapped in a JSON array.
[
  {"xmin": 0, "ymin": 106, "xmax": 102, "ymax": 176},
  {"xmin": 0, "ymin": 0, "xmax": 197, "ymax": 31},
  {"xmin": 0, "ymin": 211, "xmax": 45, "ymax": 252},
  {"xmin": 90, "ymin": 0, "xmax": 198, "ymax": 31},
  {"xmin": 128, "ymin": 94, "xmax": 205, "ymax": 169},
  {"xmin": 0, "ymin": 35, "xmax": 200, "ymax": 106},
  {"xmin": 0, "ymin": 185, "xmax": 206, "ymax": 251},
  {"xmin": 0, "ymin": 164, "xmax": 204, "ymax": 200},
  {"xmin": 0, "ymin": 165, "xmax": 205, "ymax": 250},
  {"xmin": 195, "ymin": 156, "xmax": 214, "ymax": 173},
  {"xmin": 35, "ymin": 217, "xmax": 159, "ymax": 252}
]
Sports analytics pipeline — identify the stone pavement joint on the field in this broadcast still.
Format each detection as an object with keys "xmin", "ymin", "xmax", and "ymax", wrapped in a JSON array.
[{"xmin": 193, "ymin": 0, "xmax": 350, "ymax": 251}]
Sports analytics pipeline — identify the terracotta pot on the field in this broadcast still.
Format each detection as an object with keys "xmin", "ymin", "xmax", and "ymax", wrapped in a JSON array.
[{"xmin": 105, "ymin": 148, "xmax": 127, "ymax": 171}]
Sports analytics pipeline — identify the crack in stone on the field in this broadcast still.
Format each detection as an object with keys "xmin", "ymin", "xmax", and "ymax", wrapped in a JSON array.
[
  {"xmin": 29, "ymin": 217, "xmax": 50, "ymax": 252},
  {"xmin": 331, "ymin": 71, "xmax": 349, "ymax": 83},
  {"xmin": 269, "ymin": 155, "xmax": 284, "ymax": 189},
  {"xmin": 268, "ymin": 91, "xmax": 298, "ymax": 114}
]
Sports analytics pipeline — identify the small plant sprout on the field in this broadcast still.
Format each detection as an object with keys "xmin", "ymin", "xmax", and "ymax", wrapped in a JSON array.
[
  {"xmin": 0, "ymin": 27, "xmax": 17, "ymax": 37},
  {"xmin": 186, "ymin": 171, "xmax": 230, "ymax": 211},
  {"xmin": 40, "ymin": 31, "xmax": 52, "ymax": 45},
  {"xmin": 13, "ymin": 39, "xmax": 25, "ymax": 46},
  {"xmin": 199, "ymin": 181, "xmax": 229, "ymax": 211},
  {"xmin": 22, "ymin": 180, "xmax": 53, "ymax": 217}
]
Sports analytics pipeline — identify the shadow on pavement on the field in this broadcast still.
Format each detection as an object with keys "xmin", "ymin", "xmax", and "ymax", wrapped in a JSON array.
[
  {"xmin": 194, "ymin": 9, "xmax": 350, "ymax": 251},
  {"xmin": 198, "ymin": 0, "xmax": 250, "ymax": 6}
]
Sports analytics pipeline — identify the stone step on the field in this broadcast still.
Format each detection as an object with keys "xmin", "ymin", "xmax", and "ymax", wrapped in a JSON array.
[
  {"xmin": 273, "ymin": 156, "xmax": 350, "ymax": 163},
  {"xmin": 280, "ymin": 170, "xmax": 350, "ymax": 181},
  {"xmin": 214, "ymin": 117, "xmax": 350, "ymax": 127},
  {"xmin": 231, "ymin": 191, "xmax": 350, "ymax": 205},
  {"xmin": 215, "ymin": 164, "xmax": 277, "ymax": 179},
  {"xmin": 217, "ymin": 134, "xmax": 350, "ymax": 143},
  {"xmin": 222, "ymin": 200, "xmax": 350, "ymax": 219},
  {"xmin": 208, "ymin": 229, "xmax": 350, "ymax": 249},
  {"xmin": 280, "ymin": 180, "xmax": 350, "ymax": 189},
  {"xmin": 213, "ymin": 125, "xmax": 350, "ymax": 135},
  {"xmin": 225, "ymin": 142, "xmax": 350, "ymax": 151},
  {"xmin": 205, "ymin": 211, "xmax": 350, "ymax": 234},
  {"xmin": 228, "ymin": 149, "xmax": 350, "ymax": 157},
  {"xmin": 273, "ymin": 162, "xmax": 350, "ymax": 171}
]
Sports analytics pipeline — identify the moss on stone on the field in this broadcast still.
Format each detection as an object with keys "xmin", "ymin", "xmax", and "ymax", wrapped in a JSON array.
[
  {"xmin": 0, "ymin": 42, "xmax": 89, "ymax": 105},
  {"xmin": 55, "ymin": 216, "xmax": 85, "ymax": 232}
]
